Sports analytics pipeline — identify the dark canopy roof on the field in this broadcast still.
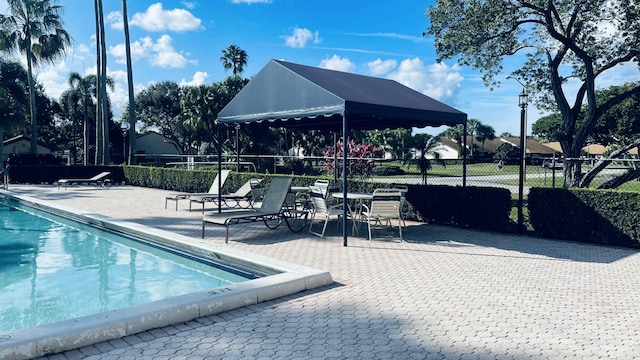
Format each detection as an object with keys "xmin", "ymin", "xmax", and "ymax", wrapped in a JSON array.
[{"xmin": 218, "ymin": 59, "xmax": 467, "ymax": 131}]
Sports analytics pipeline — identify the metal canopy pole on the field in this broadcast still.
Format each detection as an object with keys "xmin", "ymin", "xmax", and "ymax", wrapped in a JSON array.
[
  {"xmin": 342, "ymin": 114, "xmax": 348, "ymax": 247},
  {"xmin": 216, "ymin": 121, "xmax": 223, "ymax": 214}
]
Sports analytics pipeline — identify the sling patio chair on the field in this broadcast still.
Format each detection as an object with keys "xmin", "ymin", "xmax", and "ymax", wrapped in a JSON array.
[
  {"xmin": 358, "ymin": 188, "xmax": 403, "ymax": 242},
  {"xmin": 164, "ymin": 169, "xmax": 231, "ymax": 211},
  {"xmin": 307, "ymin": 185, "xmax": 344, "ymax": 238},
  {"xmin": 57, "ymin": 171, "xmax": 111, "ymax": 190},
  {"xmin": 189, "ymin": 178, "xmax": 263, "ymax": 213},
  {"xmin": 201, "ymin": 176, "xmax": 308, "ymax": 243}
]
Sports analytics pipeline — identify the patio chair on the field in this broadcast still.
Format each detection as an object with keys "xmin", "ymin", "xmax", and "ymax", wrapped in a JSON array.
[
  {"xmin": 202, "ymin": 176, "xmax": 296, "ymax": 243},
  {"xmin": 358, "ymin": 189, "xmax": 403, "ymax": 242},
  {"xmin": 189, "ymin": 178, "xmax": 263, "ymax": 213},
  {"xmin": 308, "ymin": 185, "xmax": 343, "ymax": 238},
  {"xmin": 164, "ymin": 169, "xmax": 231, "ymax": 211},
  {"xmin": 390, "ymin": 184, "xmax": 408, "ymax": 226},
  {"xmin": 313, "ymin": 179, "xmax": 330, "ymax": 198},
  {"xmin": 57, "ymin": 171, "xmax": 111, "ymax": 190}
]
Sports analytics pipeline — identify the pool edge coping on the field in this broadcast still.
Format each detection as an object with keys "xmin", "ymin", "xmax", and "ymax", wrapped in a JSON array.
[{"xmin": 0, "ymin": 190, "xmax": 333, "ymax": 360}]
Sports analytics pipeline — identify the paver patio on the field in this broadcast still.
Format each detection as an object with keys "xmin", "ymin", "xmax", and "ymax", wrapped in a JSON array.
[{"xmin": 5, "ymin": 184, "xmax": 640, "ymax": 360}]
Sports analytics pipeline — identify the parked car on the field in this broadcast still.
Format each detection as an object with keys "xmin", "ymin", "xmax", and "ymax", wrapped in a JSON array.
[{"xmin": 543, "ymin": 159, "xmax": 563, "ymax": 169}]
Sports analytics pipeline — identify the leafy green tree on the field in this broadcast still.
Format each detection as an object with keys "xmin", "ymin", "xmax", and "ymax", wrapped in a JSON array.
[
  {"xmin": 532, "ymin": 82, "xmax": 640, "ymax": 188},
  {"xmin": 531, "ymin": 113, "xmax": 564, "ymax": 142},
  {"xmin": 493, "ymin": 143, "xmax": 520, "ymax": 165},
  {"xmin": 426, "ymin": 0, "xmax": 640, "ymax": 187},
  {"xmin": 220, "ymin": 44, "xmax": 248, "ymax": 76},
  {"xmin": 132, "ymin": 81, "xmax": 184, "ymax": 151},
  {"xmin": 0, "ymin": 0, "xmax": 72, "ymax": 155},
  {"xmin": 0, "ymin": 58, "xmax": 28, "ymax": 159}
]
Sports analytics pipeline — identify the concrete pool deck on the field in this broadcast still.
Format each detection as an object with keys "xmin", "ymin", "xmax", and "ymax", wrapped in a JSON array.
[{"xmin": 5, "ymin": 184, "xmax": 640, "ymax": 359}]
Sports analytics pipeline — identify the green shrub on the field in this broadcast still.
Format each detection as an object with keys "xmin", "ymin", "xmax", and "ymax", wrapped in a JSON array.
[
  {"xmin": 529, "ymin": 187, "xmax": 640, "ymax": 248},
  {"xmin": 406, "ymin": 185, "xmax": 512, "ymax": 231}
]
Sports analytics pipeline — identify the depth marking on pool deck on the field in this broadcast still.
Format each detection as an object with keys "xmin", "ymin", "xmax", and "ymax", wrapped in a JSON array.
[{"xmin": 0, "ymin": 191, "xmax": 333, "ymax": 360}]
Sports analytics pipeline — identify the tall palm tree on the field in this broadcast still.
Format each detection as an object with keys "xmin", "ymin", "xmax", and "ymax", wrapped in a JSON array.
[
  {"xmin": 219, "ymin": 44, "xmax": 248, "ymax": 75},
  {"xmin": 65, "ymin": 72, "xmax": 97, "ymax": 165},
  {"xmin": 475, "ymin": 123, "xmax": 495, "ymax": 157},
  {"xmin": 122, "ymin": 0, "xmax": 135, "ymax": 164},
  {"xmin": 94, "ymin": 0, "xmax": 109, "ymax": 165},
  {"xmin": 0, "ymin": 0, "xmax": 72, "ymax": 155}
]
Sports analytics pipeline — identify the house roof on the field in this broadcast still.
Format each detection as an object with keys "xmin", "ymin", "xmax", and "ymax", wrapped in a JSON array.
[
  {"xmin": 217, "ymin": 59, "xmax": 467, "ymax": 131},
  {"xmin": 3, "ymin": 134, "xmax": 52, "ymax": 150},
  {"xmin": 501, "ymin": 138, "xmax": 557, "ymax": 155}
]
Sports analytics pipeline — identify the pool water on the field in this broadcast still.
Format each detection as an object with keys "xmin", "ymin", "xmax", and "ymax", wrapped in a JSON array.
[{"xmin": 0, "ymin": 199, "xmax": 251, "ymax": 333}]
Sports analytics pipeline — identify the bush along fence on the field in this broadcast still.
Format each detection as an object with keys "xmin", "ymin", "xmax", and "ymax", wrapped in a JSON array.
[{"xmin": 528, "ymin": 188, "xmax": 640, "ymax": 248}]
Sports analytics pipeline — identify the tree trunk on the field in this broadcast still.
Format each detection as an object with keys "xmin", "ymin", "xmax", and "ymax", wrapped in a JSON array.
[
  {"xmin": 26, "ymin": 40, "xmax": 38, "ymax": 155},
  {"xmin": 99, "ymin": 0, "xmax": 109, "ymax": 165},
  {"xmin": 94, "ymin": 0, "xmax": 103, "ymax": 165},
  {"xmin": 123, "ymin": 0, "xmax": 135, "ymax": 164}
]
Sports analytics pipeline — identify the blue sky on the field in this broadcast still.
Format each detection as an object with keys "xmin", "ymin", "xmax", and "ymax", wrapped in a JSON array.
[{"xmin": 2, "ymin": 0, "xmax": 639, "ymax": 137}]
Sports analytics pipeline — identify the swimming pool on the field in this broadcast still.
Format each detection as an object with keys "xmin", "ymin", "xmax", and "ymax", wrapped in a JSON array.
[
  {"xmin": 0, "ymin": 190, "xmax": 332, "ymax": 360},
  {"xmin": 0, "ymin": 198, "xmax": 254, "ymax": 333}
]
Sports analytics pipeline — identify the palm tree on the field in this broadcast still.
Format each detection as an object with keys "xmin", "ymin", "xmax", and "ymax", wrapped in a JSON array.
[
  {"xmin": 475, "ymin": 123, "xmax": 495, "ymax": 157},
  {"xmin": 65, "ymin": 72, "xmax": 97, "ymax": 165},
  {"xmin": 0, "ymin": 0, "xmax": 72, "ymax": 155},
  {"xmin": 220, "ymin": 45, "xmax": 248, "ymax": 75},
  {"xmin": 122, "ymin": 0, "xmax": 135, "ymax": 164},
  {"xmin": 94, "ymin": 0, "xmax": 109, "ymax": 165}
]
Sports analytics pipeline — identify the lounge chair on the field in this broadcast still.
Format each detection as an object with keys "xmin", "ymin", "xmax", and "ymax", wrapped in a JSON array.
[
  {"xmin": 57, "ymin": 171, "xmax": 111, "ymax": 190},
  {"xmin": 202, "ymin": 176, "xmax": 300, "ymax": 243},
  {"xmin": 164, "ymin": 169, "xmax": 231, "ymax": 211},
  {"xmin": 189, "ymin": 178, "xmax": 263, "ymax": 213},
  {"xmin": 358, "ymin": 189, "xmax": 403, "ymax": 242}
]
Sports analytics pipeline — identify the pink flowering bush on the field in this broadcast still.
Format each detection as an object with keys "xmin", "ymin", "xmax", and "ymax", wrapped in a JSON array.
[{"xmin": 322, "ymin": 139, "xmax": 377, "ymax": 179}]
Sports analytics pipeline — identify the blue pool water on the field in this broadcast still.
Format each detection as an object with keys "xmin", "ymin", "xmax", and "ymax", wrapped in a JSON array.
[{"xmin": 0, "ymin": 199, "xmax": 252, "ymax": 333}]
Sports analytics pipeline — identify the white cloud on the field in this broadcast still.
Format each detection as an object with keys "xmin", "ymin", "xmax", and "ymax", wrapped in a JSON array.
[
  {"xmin": 130, "ymin": 3, "xmax": 203, "ymax": 32},
  {"xmin": 284, "ymin": 27, "xmax": 320, "ymax": 48},
  {"xmin": 366, "ymin": 59, "xmax": 397, "ymax": 76},
  {"xmin": 109, "ymin": 35, "xmax": 189, "ymax": 69},
  {"xmin": 181, "ymin": 1, "xmax": 196, "ymax": 9},
  {"xmin": 107, "ymin": 11, "xmax": 123, "ymax": 30},
  {"xmin": 319, "ymin": 55, "xmax": 355, "ymax": 73},
  {"xmin": 387, "ymin": 58, "xmax": 464, "ymax": 102},
  {"xmin": 36, "ymin": 61, "xmax": 70, "ymax": 100},
  {"xmin": 179, "ymin": 71, "xmax": 209, "ymax": 86}
]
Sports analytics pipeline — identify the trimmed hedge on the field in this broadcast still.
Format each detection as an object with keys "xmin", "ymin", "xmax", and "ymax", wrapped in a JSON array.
[
  {"xmin": 529, "ymin": 188, "xmax": 640, "ymax": 248},
  {"xmin": 406, "ymin": 185, "xmax": 512, "ymax": 232}
]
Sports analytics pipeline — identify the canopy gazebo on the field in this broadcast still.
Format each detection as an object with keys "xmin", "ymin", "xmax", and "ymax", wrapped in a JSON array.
[{"xmin": 215, "ymin": 59, "xmax": 468, "ymax": 245}]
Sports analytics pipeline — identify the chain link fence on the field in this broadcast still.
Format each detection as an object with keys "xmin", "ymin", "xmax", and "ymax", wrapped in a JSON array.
[{"xmin": 132, "ymin": 153, "xmax": 640, "ymax": 194}]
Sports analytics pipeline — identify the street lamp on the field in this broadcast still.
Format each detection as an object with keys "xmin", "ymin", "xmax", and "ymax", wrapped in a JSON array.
[
  {"xmin": 517, "ymin": 88, "xmax": 528, "ymax": 233},
  {"xmin": 506, "ymin": 75, "xmax": 528, "ymax": 233}
]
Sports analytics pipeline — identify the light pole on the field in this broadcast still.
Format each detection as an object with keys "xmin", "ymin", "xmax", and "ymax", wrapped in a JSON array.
[{"xmin": 517, "ymin": 88, "xmax": 528, "ymax": 233}]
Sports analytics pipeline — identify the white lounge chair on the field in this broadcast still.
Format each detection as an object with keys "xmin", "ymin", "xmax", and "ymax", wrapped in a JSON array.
[
  {"xmin": 202, "ymin": 176, "xmax": 302, "ymax": 243},
  {"xmin": 164, "ymin": 169, "xmax": 231, "ymax": 211},
  {"xmin": 189, "ymin": 178, "xmax": 263, "ymax": 213},
  {"xmin": 57, "ymin": 171, "xmax": 111, "ymax": 190}
]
